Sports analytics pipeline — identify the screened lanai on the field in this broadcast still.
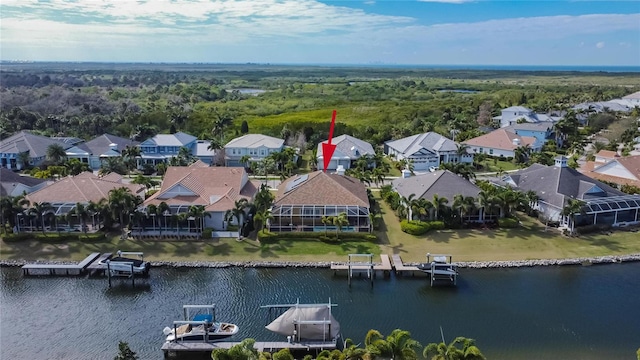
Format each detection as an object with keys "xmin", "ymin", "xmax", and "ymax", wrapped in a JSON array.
[
  {"xmin": 573, "ymin": 195, "xmax": 640, "ymax": 227},
  {"xmin": 16, "ymin": 202, "xmax": 101, "ymax": 232},
  {"xmin": 268, "ymin": 204, "xmax": 370, "ymax": 232},
  {"xmin": 130, "ymin": 204, "xmax": 206, "ymax": 237}
]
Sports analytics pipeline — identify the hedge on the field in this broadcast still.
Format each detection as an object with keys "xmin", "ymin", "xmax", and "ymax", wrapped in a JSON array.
[
  {"xmin": 576, "ymin": 224, "xmax": 612, "ymax": 235},
  {"xmin": 400, "ymin": 220, "xmax": 444, "ymax": 235},
  {"xmin": 2, "ymin": 232, "xmax": 108, "ymax": 243},
  {"xmin": 498, "ymin": 218, "xmax": 520, "ymax": 228},
  {"xmin": 258, "ymin": 230, "xmax": 377, "ymax": 243}
]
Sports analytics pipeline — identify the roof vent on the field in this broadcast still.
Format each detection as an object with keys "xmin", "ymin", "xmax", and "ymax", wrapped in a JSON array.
[{"xmin": 336, "ymin": 165, "xmax": 346, "ymax": 176}]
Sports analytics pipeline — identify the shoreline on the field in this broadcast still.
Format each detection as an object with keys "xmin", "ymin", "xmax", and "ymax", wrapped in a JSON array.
[{"xmin": 1, "ymin": 254, "xmax": 640, "ymax": 269}]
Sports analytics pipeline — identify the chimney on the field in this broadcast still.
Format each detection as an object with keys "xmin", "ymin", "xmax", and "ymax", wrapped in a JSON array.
[
  {"xmin": 336, "ymin": 165, "xmax": 345, "ymax": 176},
  {"xmin": 401, "ymin": 168, "xmax": 411, "ymax": 178},
  {"xmin": 109, "ymin": 143, "xmax": 118, "ymax": 151},
  {"xmin": 554, "ymin": 156, "xmax": 568, "ymax": 168}
]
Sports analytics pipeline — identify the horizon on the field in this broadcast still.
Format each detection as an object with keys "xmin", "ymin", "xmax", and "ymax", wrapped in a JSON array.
[{"xmin": 1, "ymin": 0, "xmax": 639, "ymax": 66}]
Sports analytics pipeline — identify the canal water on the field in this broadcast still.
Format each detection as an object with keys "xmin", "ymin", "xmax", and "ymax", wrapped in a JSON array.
[{"xmin": 1, "ymin": 263, "xmax": 639, "ymax": 359}]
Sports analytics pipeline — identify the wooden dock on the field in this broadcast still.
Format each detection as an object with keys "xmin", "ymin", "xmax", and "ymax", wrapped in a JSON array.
[
  {"xmin": 330, "ymin": 254, "xmax": 393, "ymax": 284},
  {"xmin": 22, "ymin": 252, "xmax": 101, "ymax": 276},
  {"xmin": 391, "ymin": 254, "xmax": 425, "ymax": 277},
  {"xmin": 162, "ymin": 340, "xmax": 337, "ymax": 359},
  {"xmin": 85, "ymin": 252, "xmax": 113, "ymax": 276}
]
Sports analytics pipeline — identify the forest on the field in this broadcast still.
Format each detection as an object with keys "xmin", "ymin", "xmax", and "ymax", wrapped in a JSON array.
[{"xmin": 2, "ymin": 63, "xmax": 639, "ymax": 153}]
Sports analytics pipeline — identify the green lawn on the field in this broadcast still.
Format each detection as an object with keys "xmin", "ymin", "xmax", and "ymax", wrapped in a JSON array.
[{"xmin": 476, "ymin": 158, "xmax": 520, "ymax": 173}]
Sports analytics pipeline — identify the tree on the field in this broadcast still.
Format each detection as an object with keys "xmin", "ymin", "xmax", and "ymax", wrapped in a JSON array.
[
  {"xmin": 561, "ymin": 199, "xmax": 586, "ymax": 234},
  {"xmin": 108, "ymin": 187, "xmax": 142, "ymax": 236},
  {"xmin": 514, "ymin": 144, "xmax": 532, "ymax": 164},
  {"xmin": 73, "ymin": 202, "xmax": 89, "ymax": 234},
  {"xmin": 114, "ymin": 341, "xmax": 138, "ymax": 360},
  {"xmin": 64, "ymin": 158, "xmax": 90, "ymax": 176},
  {"xmin": 253, "ymin": 208, "xmax": 273, "ymax": 232},
  {"xmin": 225, "ymin": 198, "xmax": 249, "ymax": 237},
  {"xmin": 431, "ymin": 194, "xmax": 449, "ymax": 221},
  {"xmin": 386, "ymin": 329, "xmax": 422, "ymax": 360},
  {"xmin": 321, "ymin": 215, "xmax": 333, "ymax": 236},
  {"xmin": 452, "ymin": 194, "xmax": 476, "ymax": 224},
  {"xmin": 423, "ymin": 336, "xmax": 485, "ymax": 360},
  {"xmin": 157, "ymin": 202, "xmax": 171, "ymax": 233},
  {"xmin": 27, "ymin": 202, "xmax": 53, "ymax": 232},
  {"xmin": 121, "ymin": 145, "xmax": 141, "ymax": 172},
  {"xmin": 17, "ymin": 151, "xmax": 31, "ymax": 170},
  {"xmin": 239, "ymin": 155, "xmax": 251, "ymax": 169},
  {"xmin": 211, "ymin": 338, "xmax": 258, "ymax": 360},
  {"xmin": 188, "ymin": 205, "xmax": 210, "ymax": 236},
  {"xmin": 131, "ymin": 174, "xmax": 159, "ymax": 189},
  {"xmin": 332, "ymin": 212, "xmax": 349, "ymax": 239},
  {"xmin": 46, "ymin": 144, "xmax": 67, "ymax": 165},
  {"xmin": 240, "ymin": 120, "xmax": 249, "ymax": 134}
]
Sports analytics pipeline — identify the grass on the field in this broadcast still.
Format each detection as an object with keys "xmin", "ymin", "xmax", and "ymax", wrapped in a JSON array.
[
  {"xmin": 476, "ymin": 158, "xmax": 520, "ymax": 173},
  {"xmin": 2, "ymin": 193, "xmax": 640, "ymax": 263}
]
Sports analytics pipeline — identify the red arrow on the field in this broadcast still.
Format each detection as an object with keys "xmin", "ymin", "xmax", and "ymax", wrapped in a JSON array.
[{"xmin": 321, "ymin": 110, "xmax": 337, "ymax": 172}]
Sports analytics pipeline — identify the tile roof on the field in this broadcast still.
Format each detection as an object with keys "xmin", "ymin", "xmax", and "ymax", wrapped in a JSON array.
[
  {"xmin": 385, "ymin": 132, "xmax": 458, "ymax": 156},
  {"xmin": 507, "ymin": 163, "xmax": 624, "ymax": 209},
  {"xmin": 80, "ymin": 134, "xmax": 138, "ymax": 156},
  {"xmin": 463, "ymin": 129, "xmax": 536, "ymax": 151},
  {"xmin": 595, "ymin": 150, "xmax": 619, "ymax": 160},
  {"xmin": 225, "ymin": 134, "xmax": 285, "ymax": 149},
  {"xmin": 392, "ymin": 170, "xmax": 480, "ymax": 202},
  {"xmin": 143, "ymin": 166, "xmax": 256, "ymax": 212},
  {"xmin": 275, "ymin": 171, "xmax": 369, "ymax": 207},
  {"xmin": 580, "ymin": 156, "xmax": 640, "ymax": 187},
  {"xmin": 317, "ymin": 134, "xmax": 375, "ymax": 160},
  {"xmin": 0, "ymin": 131, "xmax": 72, "ymax": 158},
  {"xmin": 26, "ymin": 173, "xmax": 145, "ymax": 204}
]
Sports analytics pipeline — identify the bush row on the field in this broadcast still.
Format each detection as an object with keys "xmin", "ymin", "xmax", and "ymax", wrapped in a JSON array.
[
  {"xmin": 2, "ymin": 232, "xmax": 108, "ymax": 243},
  {"xmin": 400, "ymin": 220, "xmax": 445, "ymax": 235},
  {"xmin": 497, "ymin": 218, "xmax": 520, "ymax": 228},
  {"xmin": 576, "ymin": 224, "xmax": 612, "ymax": 235},
  {"xmin": 258, "ymin": 230, "xmax": 377, "ymax": 243}
]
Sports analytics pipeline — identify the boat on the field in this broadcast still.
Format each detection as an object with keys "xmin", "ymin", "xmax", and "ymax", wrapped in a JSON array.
[
  {"xmin": 99, "ymin": 250, "xmax": 150, "ymax": 275},
  {"xmin": 163, "ymin": 305, "xmax": 239, "ymax": 342},
  {"xmin": 417, "ymin": 254, "xmax": 458, "ymax": 286},
  {"xmin": 262, "ymin": 299, "xmax": 340, "ymax": 344}
]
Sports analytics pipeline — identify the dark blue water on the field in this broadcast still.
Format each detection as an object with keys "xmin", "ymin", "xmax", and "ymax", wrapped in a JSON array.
[{"xmin": 1, "ymin": 264, "xmax": 639, "ymax": 359}]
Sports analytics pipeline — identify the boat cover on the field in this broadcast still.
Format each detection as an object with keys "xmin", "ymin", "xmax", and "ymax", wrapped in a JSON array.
[{"xmin": 266, "ymin": 306, "xmax": 340, "ymax": 340}]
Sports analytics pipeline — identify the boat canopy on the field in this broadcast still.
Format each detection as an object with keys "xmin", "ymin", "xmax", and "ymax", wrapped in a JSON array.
[{"xmin": 266, "ymin": 305, "xmax": 340, "ymax": 340}]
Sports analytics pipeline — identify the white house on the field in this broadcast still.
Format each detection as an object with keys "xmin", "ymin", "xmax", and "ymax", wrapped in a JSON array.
[
  {"xmin": 317, "ymin": 134, "xmax": 375, "ymax": 171},
  {"xmin": 384, "ymin": 132, "xmax": 472, "ymax": 171},
  {"xmin": 139, "ymin": 132, "xmax": 198, "ymax": 167},
  {"xmin": 495, "ymin": 106, "xmax": 562, "ymax": 128},
  {"xmin": 66, "ymin": 134, "xmax": 139, "ymax": 170},
  {"xmin": 224, "ymin": 134, "xmax": 285, "ymax": 167},
  {"xmin": 463, "ymin": 129, "xmax": 539, "ymax": 158},
  {"xmin": 0, "ymin": 131, "xmax": 73, "ymax": 170}
]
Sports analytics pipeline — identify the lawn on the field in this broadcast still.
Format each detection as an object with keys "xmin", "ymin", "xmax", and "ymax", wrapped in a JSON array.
[
  {"xmin": 476, "ymin": 158, "xmax": 520, "ymax": 173},
  {"xmin": 374, "ymin": 194, "xmax": 640, "ymax": 263}
]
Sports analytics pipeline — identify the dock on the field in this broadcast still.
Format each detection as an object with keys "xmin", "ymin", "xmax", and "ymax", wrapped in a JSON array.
[
  {"xmin": 86, "ymin": 252, "xmax": 113, "ymax": 276},
  {"xmin": 22, "ymin": 252, "xmax": 101, "ymax": 276},
  {"xmin": 330, "ymin": 254, "xmax": 393, "ymax": 285},
  {"xmin": 391, "ymin": 254, "xmax": 423, "ymax": 276}
]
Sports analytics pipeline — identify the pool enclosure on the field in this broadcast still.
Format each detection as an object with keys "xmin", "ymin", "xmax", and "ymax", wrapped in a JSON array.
[{"xmin": 268, "ymin": 204, "xmax": 371, "ymax": 232}]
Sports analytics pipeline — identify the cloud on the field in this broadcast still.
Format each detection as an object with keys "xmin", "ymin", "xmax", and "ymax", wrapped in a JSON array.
[{"xmin": 596, "ymin": 41, "xmax": 605, "ymax": 48}]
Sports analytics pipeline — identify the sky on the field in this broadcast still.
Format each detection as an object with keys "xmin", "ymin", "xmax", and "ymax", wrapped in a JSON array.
[{"xmin": 1, "ymin": 0, "xmax": 639, "ymax": 66}]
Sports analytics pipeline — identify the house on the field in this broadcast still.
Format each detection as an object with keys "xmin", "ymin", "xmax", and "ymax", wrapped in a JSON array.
[
  {"xmin": 269, "ymin": 169, "xmax": 370, "ymax": 232},
  {"xmin": 0, "ymin": 131, "xmax": 74, "ymax": 169},
  {"xmin": 18, "ymin": 172, "xmax": 145, "ymax": 232},
  {"xmin": 579, "ymin": 155, "xmax": 640, "ymax": 189},
  {"xmin": 138, "ymin": 164, "xmax": 258, "ymax": 234},
  {"xmin": 65, "ymin": 134, "xmax": 139, "ymax": 170},
  {"xmin": 224, "ymin": 134, "xmax": 285, "ymax": 167},
  {"xmin": 138, "ymin": 131, "xmax": 198, "ymax": 167},
  {"xmin": 391, "ymin": 170, "xmax": 483, "ymax": 221},
  {"xmin": 502, "ymin": 156, "xmax": 639, "ymax": 228},
  {"xmin": 384, "ymin": 132, "xmax": 473, "ymax": 171},
  {"xmin": 463, "ymin": 129, "xmax": 538, "ymax": 158},
  {"xmin": 494, "ymin": 106, "xmax": 562, "ymax": 128},
  {"xmin": 594, "ymin": 150, "xmax": 619, "ymax": 164},
  {"xmin": 0, "ymin": 168, "xmax": 49, "ymax": 197},
  {"xmin": 317, "ymin": 134, "xmax": 375, "ymax": 171},
  {"xmin": 502, "ymin": 122, "xmax": 556, "ymax": 148}
]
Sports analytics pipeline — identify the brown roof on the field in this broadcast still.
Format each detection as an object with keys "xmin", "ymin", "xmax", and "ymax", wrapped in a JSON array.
[
  {"xmin": 275, "ymin": 171, "xmax": 369, "ymax": 207},
  {"xmin": 595, "ymin": 150, "xmax": 619, "ymax": 159},
  {"xmin": 26, "ymin": 173, "xmax": 145, "ymax": 204},
  {"xmin": 579, "ymin": 155, "xmax": 640, "ymax": 187},
  {"xmin": 144, "ymin": 166, "xmax": 257, "ymax": 212},
  {"xmin": 463, "ymin": 129, "xmax": 536, "ymax": 151}
]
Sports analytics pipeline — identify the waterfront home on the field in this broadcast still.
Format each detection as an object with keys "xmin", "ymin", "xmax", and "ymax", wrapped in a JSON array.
[
  {"xmin": 0, "ymin": 131, "xmax": 73, "ymax": 170},
  {"xmin": 137, "ymin": 163, "xmax": 258, "ymax": 235},
  {"xmin": 316, "ymin": 134, "xmax": 375, "ymax": 171},
  {"xmin": 384, "ymin": 132, "xmax": 472, "ymax": 171},
  {"xmin": 502, "ymin": 122, "xmax": 556, "ymax": 148},
  {"xmin": 18, "ymin": 172, "xmax": 145, "ymax": 232},
  {"xmin": 65, "ymin": 133, "xmax": 139, "ymax": 170},
  {"xmin": 224, "ymin": 134, "xmax": 285, "ymax": 167},
  {"xmin": 391, "ymin": 169, "xmax": 484, "ymax": 221},
  {"xmin": 463, "ymin": 129, "xmax": 538, "ymax": 158},
  {"xmin": 269, "ymin": 169, "xmax": 370, "ymax": 232},
  {"xmin": 0, "ymin": 168, "xmax": 49, "ymax": 197},
  {"xmin": 501, "ymin": 156, "xmax": 640, "ymax": 228},
  {"xmin": 139, "ymin": 132, "xmax": 197, "ymax": 167},
  {"xmin": 494, "ymin": 106, "xmax": 562, "ymax": 128},
  {"xmin": 579, "ymin": 155, "xmax": 640, "ymax": 189}
]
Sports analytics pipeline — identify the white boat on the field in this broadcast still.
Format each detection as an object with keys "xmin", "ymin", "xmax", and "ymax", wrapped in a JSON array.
[
  {"xmin": 263, "ymin": 299, "xmax": 340, "ymax": 343},
  {"xmin": 163, "ymin": 305, "xmax": 239, "ymax": 342},
  {"xmin": 417, "ymin": 254, "xmax": 459, "ymax": 286},
  {"xmin": 100, "ymin": 250, "xmax": 150, "ymax": 275}
]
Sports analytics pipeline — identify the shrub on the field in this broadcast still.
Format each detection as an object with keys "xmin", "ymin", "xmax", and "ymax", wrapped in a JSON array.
[
  {"xmin": 2, "ymin": 232, "xmax": 107, "ymax": 243},
  {"xmin": 257, "ymin": 230, "xmax": 377, "ymax": 243},
  {"xmin": 576, "ymin": 224, "xmax": 612, "ymax": 235},
  {"xmin": 400, "ymin": 220, "xmax": 430, "ymax": 235},
  {"xmin": 202, "ymin": 228, "xmax": 213, "ymax": 239},
  {"xmin": 429, "ymin": 221, "xmax": 445, "ymax": 230},
  {"xmin": 498, "ymin": 217, "xmax": 519, "ymax": 228}
]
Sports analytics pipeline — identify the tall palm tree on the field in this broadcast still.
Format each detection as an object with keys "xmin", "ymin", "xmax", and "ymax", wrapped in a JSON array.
[
  {"xmin": 365, "ymin": 330, "xmax": 391, "ymax": 359},
  {"xmin": 187, "ymin": 205, "xmax": 210, "ymax": 235},
  {"xmin": 321, "ymin": 215, "xmax": 333, "ymax": 236},
  {"xmin": 453, "ymin": 194, "xmax": 476, "ymax": 224},
  {"xmin": 524, "ymin": 190, "xmax": 539, "ymax": 215},
  {"xmin": 157, "ymin": 202, "xmax": 170, "ymax": 234},
  {"xmin": 561, "ymin": 199, "xmax": 586, "ymax": 234},
  {"xmin": 431, "ymin": 194, "xmax": 449, "ymax": 221},
  {"xmin": 342, "ymin": 338, "xmax": 367, "ymax": 360},
  {"xmin": 423, "ymin": 336, "xmax": 485, "ymax": 360},
  {"xmin": 239, "ymin": 155, "xmax": 251, "ymax": 169},
  {"xmin": 108, "ymin": 187, "xmax": 142, "ymax": 235},
  {"xmin": 225, "ymin": 199, "xmax": 248, "ymax": 237},
  {"xmin": 386, "ymin": 329, "xmax": 422, "ymax": 360},
  {"xmin": 46, "ymin": 144, "xmax": 67, "ymax": 165},
  {"xmin": 401, "ymin": 194, "xmax": 416, "ymax": 220},
  {"xmin": 253, "ymin": 208, "xmax": 273, "ymax": 232},
  {"xmin": 73, "ymin": 202, "xmax": 89, "ymax": 234},
  {"xmin": 27, "ymin": 202, "xmax": 53, "ymax": 233},
  {"xmin": 332, "ymin": 212, "xmax": 349, "ymax": 239}
]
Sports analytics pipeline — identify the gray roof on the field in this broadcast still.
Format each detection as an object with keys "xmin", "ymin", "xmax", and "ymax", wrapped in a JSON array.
[
  {"xmin": 194, "ymin": 140, "xmax": 216, "ymax": 157},
  {"xmin": 0, "ymin": 131, "xmax": 72, "ymax": 158},
  {"xmin": 502, "ymin": 106, "xmax": 533, "ymax": 113},
  {"xmin": 51, "ymin": 137, "xmax": 84, "ymax": 145},
  {"xmin": 502, "ymin": 122, "xmax": 555, "ymax": 132},
  {"xmin": 317, "ymin": 134, "xmax": 375, "ymax": 160},
  {"xmin": 225, "ymin": 134, "xmax": 284, "ymax": 149},
  {"xmin": 79, "ymin": 134, "xmax": 138, "ymax": 156},
  {"xmin": 0, "ymin": 168, "xmax": 47, "ymax": 197},
  {"xmin": 572, "ymin": 101, "xmax": 631, "ymax": 113},
  {"xmin": 141, "ymin": 131, "xmax": 196, "ymax": 147},
  {"xmin": 392, "ymin": 170, "xmax": 481, "ymax": 202},
  {"xmin": 506, "ymin": 163, "xmax": 624, "ymax": 209},
  {"xmin": 385, "ymin": 132, "xmax": 458, "ymax": 156}
]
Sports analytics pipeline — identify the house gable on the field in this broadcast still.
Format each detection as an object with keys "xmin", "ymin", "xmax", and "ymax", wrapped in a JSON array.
[
  {"xmin": 593, "ymin": 160, "xmax": 639, "ymax": 181},
  {"xmin": 157, "ymin": 183, "xmax": 198, "ymax": 199}
]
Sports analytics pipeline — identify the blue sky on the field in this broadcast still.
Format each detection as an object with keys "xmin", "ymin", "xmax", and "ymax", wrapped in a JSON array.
[{"xmin": 1, "ymin": 0, "xmax": 639, "ymax": 66}]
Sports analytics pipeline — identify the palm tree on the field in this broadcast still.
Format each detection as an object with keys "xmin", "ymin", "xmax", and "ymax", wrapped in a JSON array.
[
  {"xmin": 187, "ymin": 205, "xmax": 210, "ymax": 236},
  {"xmin": 253, "ymin": 208, "xmax": 273, "ymax": 232},
  {"xmin": 321, "ymin": 215, "xmax": 333, "ymax": 236},
  {"xmin": 121, "ymin": 145, "xmax": 141, "ymax": 172},
  {"xmin": 386, "ymin": 329, "xmax": 422, "ymax": 360},
  {"xmin": 157, "ymin": 202, "xmax": 170, "ymax": 234},
  {"xmin": 254, "ymin": 184, "xmax": 275, "ymax": 212},
  {"xmin": 46, "ymin": 144, "xmax": 67, "ymax": 165},
  {"xmin": 332, "ymin": 212, "xmax": 349, "ymax": 239},
  {"xmin": 17, "ymin": 151, "xmax": 31, "ymax": 170},
  {"xmin": 73, "ymin": 202, "xmax": 89, "ymax": 234},
  {"xmin": 239, "ymin": 155, "xmax": 251, "ymax": 169},
  {"xmin": 453, "ymin": 194, "xmax": 476, "ymax": 224},
  {"xmin": 401, "ymin": 194, "xmax": 416, "ymax": 220},
  {"xmin": 146, "ymin": 204, "xmax": 158, "ymax": 232},
  {"xmin": 431, "ymin": 194, "xmax": 449, "ymax": 221},
  {"xmin": 561, "ymin": 199, "xmax": 586, "ymax": 234},
  {"xmin": 0, "ymin": 195, "xmax": 29, "ymax": 232},
  {"xmin": 342, "ymin": 338, "xmax": 367, "ymax": 360},
  {"xmin": 27, "ymin": 202, "xmax": 53, "ymax": 232},
  {"xmin": 108, "ymin": 187, "xmax": 142, "ymax": 236},
  {"xmin": 225, "ymin": 199, "xmax": 249, "ymax": 237},
  {"xmin": 514, "ymin": 144, "xmax": 532, "ymax": 164},
  {"xmin": 423, "ymin": 336, "xmax": 485, "ymax": 360},
  {"xmin": 524, "ymin": 190, "xmax": 539, "ymax": 215},
  {"xmin": 365, "ymin": 330, "xmax": 391, "ymax": 359}
]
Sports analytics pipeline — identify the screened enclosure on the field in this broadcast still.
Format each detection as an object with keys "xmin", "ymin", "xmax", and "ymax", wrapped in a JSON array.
[
  {"xmin": 574, "ymin": 195, "xmax": 640, "ymax": 227},
  {"xmin": 268, "ymin": 204, "xmax": 370, "ymax": 232}
]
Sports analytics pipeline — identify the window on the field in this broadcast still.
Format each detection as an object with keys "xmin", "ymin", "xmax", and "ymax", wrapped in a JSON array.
[
  {"xmin": 261, "ymin": 150, "xmax": 265, "ymax": 155},
  {"xmin": 489, "ymin": 149, "xmax": 494, "ymax": 155}
]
